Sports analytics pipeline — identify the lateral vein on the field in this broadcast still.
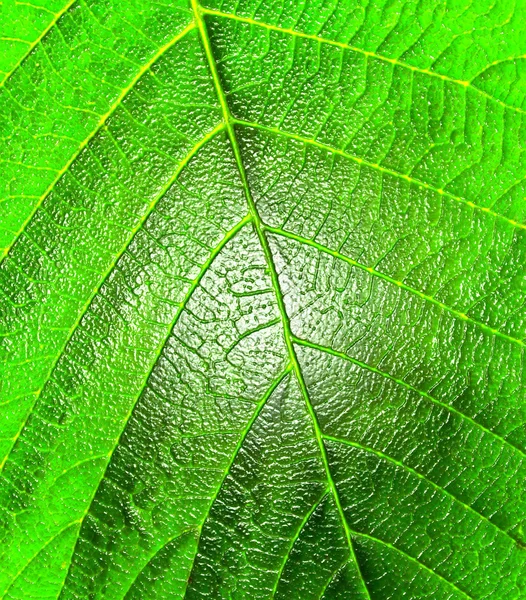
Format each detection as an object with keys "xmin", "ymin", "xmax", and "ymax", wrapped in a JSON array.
[
  {"xmin": 0, "ymin": 0, "xmax": 78, "ymax": 87},
  {"xmin": 350, "ymin": 529, "xmax": 473, "ymax": 599},
  {"xmin": 0, "ymin": 20, "xmax": 197, "ymax": 264},
  {"xmin": 264, "ymin": 224, "xmax": 525, "ymax": 348},
  {"xmin": 293, "ymin": 336, "xmax": 526, "ymax": 460},
  {"xmin": 0, "ymin": 123, "xmax": 225, "ymax": 474},
  {"xmin": 56, "ymin": 214, "xmax": 252, "ymax": 596},
  {"xmin": 0, "ymin": 522, "xmax": 81, "ymax": 598},
  {"xmin": 124, "ymin": 369, "xmax": 292, "ymax": 598},
  {"xmin": 234, "ymin": 119, "xmax": 526, "ymax": 233},
  {"xmin": 324, "ymin": 434, "xmax": 520, "ymax": 545},
  {"xmin": 202, "ymin": 7, "xmax": 526, "ymax": 118},
  {"xmin": 271, "ymin": 490, "xmax": 329, "ymax": 597}
]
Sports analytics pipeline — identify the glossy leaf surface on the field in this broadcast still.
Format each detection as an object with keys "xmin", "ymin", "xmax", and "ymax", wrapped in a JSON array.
[{"xmin": 1, "ymin": 0, "xmax": 526, "ymax": 597}]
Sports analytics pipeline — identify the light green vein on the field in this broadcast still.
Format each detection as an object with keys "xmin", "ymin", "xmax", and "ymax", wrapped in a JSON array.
[
  {"xmin": 292, "ymin": 336, "xmax": 526, "ymax": 460},
  {"xmin": 122, "ymin": 528, "xmax": 199, "ymax": 599},
  {"xmin": 183, "ymin": 366, "xmax": 293, "ymax": 595},
  {"xmin": 0, "ymin": 20, "xmax": 196, "ymax": 264},
  {"xmin": 349, "ymin": 529, "xmax": 473, "ymax": 599},
  {"xmin": 202, "ymin": 7, "xmax": 526, "ymax": 119},
  {"xmin": 195, "ymin": 367, "xmax": 292, "ymax": 517},
  {"xmin": 271, "ymin": 489, "xmax": 329, "ymax": 598},
  {"xmin": 233, "ymin": 119, "xmax": 526, "ymax": 233},
  {"xmin": 0, "ymin": 0, "xmax": 78, "ymax": 87},
  {"xmin": 317, "ymin": 561, "xmax": 347, "ymax": 600},
  {"xmin": 323, "ymin": 434, "xmax": 519, "ymax": 545},
  {"xmin": 16, "ymin": 214, "xmax": 252, "ymax": 599},
  {"xmin": 0, "ymin": 122, "xmax": 225, "ymax": 474},
  {"xmin": 191, "ymin": 1, "xmax": 372, "ymax": 597},
  {"xmin": 0, "ymin": 522, "xmax": 81, "ymax": 599},
  {"xmin": 263, "ymin": 224, "xmax": 525, "ymax": 348}
]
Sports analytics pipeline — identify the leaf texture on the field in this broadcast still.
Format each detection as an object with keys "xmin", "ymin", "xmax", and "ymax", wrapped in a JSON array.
[{"xmin": 0, "ymin": 0, "xmax": 526, "ymax": 598}]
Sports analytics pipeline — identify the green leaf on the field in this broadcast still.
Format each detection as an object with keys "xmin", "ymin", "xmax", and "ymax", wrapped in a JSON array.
[{"xmin": 1, "ymin": 0, "xmax": 525, "ymax": 598}]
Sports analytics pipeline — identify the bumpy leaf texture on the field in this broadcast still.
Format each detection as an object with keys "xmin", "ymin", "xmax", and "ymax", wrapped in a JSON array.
[{"xmin": 1, "ymin": 0, "xmax": 526, "ymax": 597}]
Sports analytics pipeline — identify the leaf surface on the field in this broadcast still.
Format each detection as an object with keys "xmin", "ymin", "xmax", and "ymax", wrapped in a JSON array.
[{"xmin": 1, "ymin": 0, "xmax": 526, "ymax": 598}]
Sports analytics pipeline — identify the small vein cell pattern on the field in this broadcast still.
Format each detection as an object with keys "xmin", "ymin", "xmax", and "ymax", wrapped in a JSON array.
[{"xmin": 0, "ymin": 0, "xmax": 525, "ymax": 598}]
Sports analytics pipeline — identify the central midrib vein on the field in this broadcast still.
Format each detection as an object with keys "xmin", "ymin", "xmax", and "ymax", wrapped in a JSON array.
[{"xmin": 191, "ymin": 1, "xmax": 372, "ymax": 597}]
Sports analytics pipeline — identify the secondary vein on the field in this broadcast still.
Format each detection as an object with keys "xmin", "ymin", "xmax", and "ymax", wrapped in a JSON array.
[
  {"xmin": 324, "ymin": 434, "xmax": 520, "ymax": 545},
  {"xmin": 55, "ymin": 214, "xmax": 253, "ymax": 597},
  {"xmin": 126, "ymin": 368, "xmax": 291, "ymax": 598},
  {"xmin": 234, "ymin": 119, "xmax": 526, "ymax": 233},
  {"xmin": 0, "ymin": 522, "xmax": 81, "ymax": 598},
  {"xmin": 0, "ymin": 0, "xmax": 78, "ymax": 88},
  {"xmin": 293, "ymin": 336, "xmax": 526, "ymax": 461},
  {"xmin": 122, "ymin": 528, "xmax": 199, "ymax": 598},
  {"xmin": 0, "ymin": 20, "xmax": 197, "ymax": 265},
  {"xmin": 0, "ymin": 123, "xmax": 225, "ymax": 474},
  {"xmin": 271, "ymin": 490, "xmax": 329, "ymax": 597},
  {"xmin": 263, "ymin": 224, "xmax": 525, "ymax": 348},
  {"xmin": 202, "ymin": 7, "xmax": 526, "ymax": 119},
  {"xmin": 349, "ymin": 529, "xmax": 474, "ymax": 599},
  {"xmin": 4, "ymin": 215, "xmax": 252, "ymax": 597}
]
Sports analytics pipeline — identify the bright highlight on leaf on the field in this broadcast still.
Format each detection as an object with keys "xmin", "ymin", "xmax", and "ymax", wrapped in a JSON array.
[{"xmin": 0, "ymin": 0, "xmax": 525, "ymax": 597}]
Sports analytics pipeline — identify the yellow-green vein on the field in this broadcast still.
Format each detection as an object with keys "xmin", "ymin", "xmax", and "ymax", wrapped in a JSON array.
[
  {"xmin": 293, "ymin": 336, "xmax": 526, "ymax": 459},
  {"xmin": 191, "ymin": 2, "xmax": 372, "ymax": 597},
  {"xmin": 0, "ymin": 123, "xmax": 225, "ymax": 474},
  {"xmin": 0, "ymin": 20, "xmax": 196, "ymax": 264},
  {"xmin": 203, "ymin": 7, "xmax": 526, "ymax": 119},
  {"xmin": 8, "ymin": 214, "xmax": 253, "ymax": 598},
  {"xmin": 0, "ymin": 0, "xmax": 78, "ymax": 87},
  {"xmin": 264, "ymin": 224, "xmax": 524, "ymax": 348},
  {"xmin": 324, "ymin": 434, "xmax": 521, "ymax": 546},
  {"xmin": 235, "ymin": 119, "xmax": 526, "ymax": 233}
]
